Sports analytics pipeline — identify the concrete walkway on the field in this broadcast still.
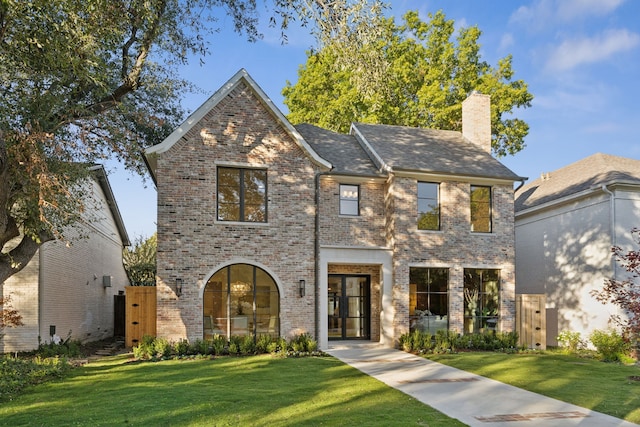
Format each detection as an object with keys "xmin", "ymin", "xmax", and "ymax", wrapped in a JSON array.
[{"xmin": 326, "ymin": 342, "xmax": 639, "ymax": 427}]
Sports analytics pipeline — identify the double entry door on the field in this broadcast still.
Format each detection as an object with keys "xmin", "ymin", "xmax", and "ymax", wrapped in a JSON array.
[{"xmin": 328, "ymin": 274, "xmax": 370, "ymax": 340}]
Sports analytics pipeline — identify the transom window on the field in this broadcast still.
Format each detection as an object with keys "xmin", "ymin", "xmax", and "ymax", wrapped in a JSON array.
[
  {"xmin": 463, "ymin": 269, "xmax": 500, "ymax": 334},
  {"xmin": 217, "ymin": 167, "xmax": 267, "ymax": 222},
  {"xmin": 204, "ymin": 264, "xmax": 280, "ymax": 339},
  {"xmin": 339, "ymin": 184, "xmax": 359, "ymax": 216},
  {"xmin": 470, "ymin": 185, "xmax": 491, "ymax": 232},
  {"xmin": 409, "ymin": 268, "xmax": 449, "ymax": 334},
  {"xmin": 418, "ymin": 182, "xmax": 440, "ymax": 230}
]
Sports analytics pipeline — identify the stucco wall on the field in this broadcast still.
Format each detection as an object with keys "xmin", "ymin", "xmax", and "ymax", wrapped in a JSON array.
[{"xmin": 515, "ymin": 191, "xmax": 630, "ymax": 346}]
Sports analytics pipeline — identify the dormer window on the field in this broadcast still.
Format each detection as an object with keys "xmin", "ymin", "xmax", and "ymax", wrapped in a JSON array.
[
  {"xmin": 217, "ymin": 167, "xmax": 267, "ymax": 222},
  {"xmin": 339, "ymin": 184, "xmax": 359, "ymax": 216}
]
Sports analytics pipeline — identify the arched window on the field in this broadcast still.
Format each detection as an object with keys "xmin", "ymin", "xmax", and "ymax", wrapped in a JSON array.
[{"xmin": 203, "ymin": 264, "xmax": 279, "ymax": 339}]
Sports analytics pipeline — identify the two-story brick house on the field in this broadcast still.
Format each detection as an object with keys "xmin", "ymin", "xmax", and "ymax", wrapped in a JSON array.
[{"xmin": 145, "ymin": 69, "xmax": 523, "ymax": 349}]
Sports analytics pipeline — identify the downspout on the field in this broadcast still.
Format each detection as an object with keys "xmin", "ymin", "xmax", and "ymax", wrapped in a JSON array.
[
  {"xmin": 602, "ymin": 185, "xmax": 616, "ymax": 274},
  {"xmin": 314, "ymin": 170, "xmax": 332, "ymax": 342},
  {"xmin": 514, "ymin": 178, "xmax": 527, "ymax": 193}
]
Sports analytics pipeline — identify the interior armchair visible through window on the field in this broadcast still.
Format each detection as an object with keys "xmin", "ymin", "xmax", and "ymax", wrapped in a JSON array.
[{"xmin": 217, "ymin": 167, "xmax": 267, "ymax": 222}]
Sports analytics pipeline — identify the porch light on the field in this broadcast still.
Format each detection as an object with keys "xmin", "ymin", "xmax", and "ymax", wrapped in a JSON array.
[
  {"xmin": 175, "ymin": 278, "xmax": 183, "ymax": 297},
  {"xmin": 299, "ymin": 279, "xmax": 306, "ymax": 297}
]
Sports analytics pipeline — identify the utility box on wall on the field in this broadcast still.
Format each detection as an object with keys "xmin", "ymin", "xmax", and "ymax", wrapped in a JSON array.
[
  {"xmin": 516, "ymin": 294, "xmax": 546, "ymax": 350},
  {"xmin": 125, "ymin": 286, "xmax": 157, "ymax": 348}
]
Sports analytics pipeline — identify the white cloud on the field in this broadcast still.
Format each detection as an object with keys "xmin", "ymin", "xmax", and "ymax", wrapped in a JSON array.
[
  {"xmin": 546, "ymin": 29, "xmax": 640, "ymax": 71},
  {"xmin": 557, "ymin": 0, "xmax": 625, "ymax": 21},
  {"xmin": 500, "ymin": 33, "xmax": 515, "ymax": 51},
  {"xmin": 510, "ymin": 0, "xmax": 626, "ymax": 31}
]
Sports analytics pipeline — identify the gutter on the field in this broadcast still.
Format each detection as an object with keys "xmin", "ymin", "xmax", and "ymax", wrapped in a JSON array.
[
  {"xmin": 314, "ymin": 169, "xmax": 332, "ymax": 343},
  {"xmin": 514, "ymin": 178, "xmax": 527, "ymax": 193}
]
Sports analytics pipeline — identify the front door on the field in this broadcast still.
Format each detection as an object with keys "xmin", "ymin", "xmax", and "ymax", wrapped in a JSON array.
[{"xmin": 328, "ymin": 275, "xmax": 370, "ymax": 340}]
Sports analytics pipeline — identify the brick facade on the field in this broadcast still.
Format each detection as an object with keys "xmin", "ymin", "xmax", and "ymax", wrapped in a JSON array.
[{"xmin": 150, "ymin": 70, "xmax": 518, "ymax": 348}]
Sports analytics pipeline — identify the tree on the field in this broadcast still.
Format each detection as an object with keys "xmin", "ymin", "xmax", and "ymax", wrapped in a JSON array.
[
  {"xmin": 0, "ymin": 295, "xmax": 23, "ymax": 341},
  {"xmin": 123, "ymin": 233, "xmax": 157, "ymax": 286},
  {"xmin": 0, "ymin": 0, "xmax": 388, "ymax": 284},
  {"xmin": 283, "ymin": 10, "xmax": 534, "ymax": 157},
  {"xmin": 591, "ymin": 228, "xmax": 640, "ymax": 342}
]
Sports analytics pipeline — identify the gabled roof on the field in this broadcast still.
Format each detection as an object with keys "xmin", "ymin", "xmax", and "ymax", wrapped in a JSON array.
[
  {"xmin": 351, "ymin": 123, "xmax": 524, "ymax": 182},
  {"xmin": 145, "ymin": 69, "xmax": 332, "ymax": 178},
  {"xmin": 295, "ymin": 124, "xmax": 382, "ymax": 177},
  {"xmin": 515, "ymin": 153, "xmax": 640, "ymax": 212},
  {"xmin": 88, "ymin": 165, "xmax": 131, "ymax": 247}
]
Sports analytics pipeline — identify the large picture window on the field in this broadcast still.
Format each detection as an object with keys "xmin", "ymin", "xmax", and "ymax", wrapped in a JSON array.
[
  {"xmin": 463, "ymin": 269, "xmax": 500, "ymax": 334},
  {"xmin": 418, "ymin": 182, "xmax": 440, "ymax": 230},
  {"xmin": 470, "ymin": 185, "xmax": 491, "ymax": 232},
  {"xmin": 409, "ymin": 268, "xmax": 448, "ymax": 334},
  {"xmin": 217, "ymin": 167, "xmax": 267, "ymax": 222},
  {"xmin": 203, "ymin": 264, "xmax": 279, "ymax": 339}
]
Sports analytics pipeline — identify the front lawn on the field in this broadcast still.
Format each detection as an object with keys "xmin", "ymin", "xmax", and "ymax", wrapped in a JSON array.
[
  {"xmin": 0, "ymin": 354, "xmax": 464, "ymax": 426},
  {"xmin": 426, "ymin": 351, "xmax": 640, "ymax": 424}
]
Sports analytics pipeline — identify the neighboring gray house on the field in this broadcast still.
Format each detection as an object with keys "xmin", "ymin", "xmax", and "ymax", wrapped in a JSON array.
[
  {"xmin": 515, "ymin": 153, "xmax": 640, "ymax": 346},
  {"xmin": 146, "ymin": 69, "xmax": 523, "ymax": 349},
  {"xmin": 0, "ymin": 165, "xmax": 130, "ymax": 353}
]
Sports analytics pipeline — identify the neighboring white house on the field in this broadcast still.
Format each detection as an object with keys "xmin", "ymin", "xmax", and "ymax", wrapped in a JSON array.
[
  {"xmin": 0, "ymin": 165, "xmax": 130, "ymax": 353},
  {"xmin": 515, "ymin": 153, "xmax": 640, "ymax": 346}
]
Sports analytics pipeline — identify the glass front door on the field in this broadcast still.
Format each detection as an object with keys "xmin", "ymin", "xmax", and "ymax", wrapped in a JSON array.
[{"xmin": 328, "ymin": 275, "xmax": 370, "ymax": 340}]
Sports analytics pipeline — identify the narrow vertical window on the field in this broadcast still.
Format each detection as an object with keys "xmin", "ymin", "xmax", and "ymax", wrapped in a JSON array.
[
  {"xmin": 463, "ymin": 269, "xmax": 500, "ymax": 333},
  {"xmin": 217, "ymin": 167, "xmax": 267, "ymax": 222},
  {"xmin": 418, "ymin": 182, "xmax": 440, "ymax": 230},
  {"xmin": 470, "ymin": 185, "xmax": 491, "ymax": 232},
  {"xmin": 339, "ymin": 184, "xmax": 359, "ymax": 216}
]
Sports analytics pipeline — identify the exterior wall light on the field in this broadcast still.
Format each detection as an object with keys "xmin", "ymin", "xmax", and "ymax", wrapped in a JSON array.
[
  {"xmin": 299, "ymin": 279, "xmax": 306, "ymax": 297},
  {"xmin": 175, "ymin": 278, "xmax": 183, "ymax": 297}
]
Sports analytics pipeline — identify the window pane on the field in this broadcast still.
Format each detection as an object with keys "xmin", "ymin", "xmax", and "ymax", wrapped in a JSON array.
[
  {"xmin": 244, "ymin": 169, "xmax": 267, "ymax": 222},
  {"xmin": 418, "ymin": 182, "xmax": 439, "ymax": 230},
  {"xmin": 217, "ymin": 168, "xmax": 240, "ymax": 221},
  {"xmin": 409, "ymin": 267, "xmax": 449, "ymax": 334},
  {"xmin": 340, "ymin": 184, "xmax": 359, "ymax": 216},
  {"xmin": 217, "ymin": 167, "xmax": 267, "ymax": 223},
  {"xmin": 463, "ymin": 268, "xmax": 500, "ymax": 334},
  {"xmin": 470, "ymin": 186, "xmax": 491, "ymax": 232}
]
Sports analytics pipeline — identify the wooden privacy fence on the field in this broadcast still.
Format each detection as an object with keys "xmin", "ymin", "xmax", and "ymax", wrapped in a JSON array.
[
  {"xmin": 516, "ymin": 294, "xmax": 546, "ymax": 350},
  {"xmin": 125, "ymin": 286, "xmax": 157, "ymax": 348}
]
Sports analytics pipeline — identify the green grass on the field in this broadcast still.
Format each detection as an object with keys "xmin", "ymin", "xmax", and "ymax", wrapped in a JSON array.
[
  {"xmin": 0, "ymin": 354, "xmax": 464, "ymax": 426},
  {"xmin": 426, "ymin": 351, "xmax": 640, "ymax": 423}
]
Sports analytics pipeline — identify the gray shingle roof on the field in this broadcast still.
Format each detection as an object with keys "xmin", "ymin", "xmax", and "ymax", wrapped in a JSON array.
[
  {"xmin": 515, "ymin": 153, "xmax": 640, "ymax": 212},
  {"xmin": 295, "ymin": 124, "xmax": 382, "ymax": 176},
  {"xmin": 352, "ymin": 123, "xmax": 523, "ymax": 181}
]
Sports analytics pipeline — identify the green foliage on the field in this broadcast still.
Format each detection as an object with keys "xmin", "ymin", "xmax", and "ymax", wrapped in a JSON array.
[
  {"xmin": 0, "ymin": 355, "xmax": 71, "ymax": 402},
  {"xmin": 123, "ymin": 233, "xmax": 157, "ymax": 286},
  {"xmin": 589, "ymin": 329, "xmax": 631, "ymax": 362},
  {"xmin": 131, "ymin": 333, "xmax": 323, "ymax": 360},
  {"xmin": 283, "ymin": 10, "xmax": 533, "ymax": 157},
  {"xmin": 399, "ymin": 330, "xmax": 520, "ymax": 354},
  {"xmin": 556, "ymin": 330, "xmax": 585, "ymax": 355}
]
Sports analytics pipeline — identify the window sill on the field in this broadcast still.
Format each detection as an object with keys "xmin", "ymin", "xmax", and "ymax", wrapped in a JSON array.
[{"xmin": 214, "ymin": 220, "xmax": 270, "ymax": 227}]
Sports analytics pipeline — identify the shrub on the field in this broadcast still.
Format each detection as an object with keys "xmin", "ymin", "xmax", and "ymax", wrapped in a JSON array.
[
  {"xmin": 133, "ymin": 335, "xmax": 156, "ymax": 360},
  {"xmin": 0, "ymin": 355, "xmax": 71, "ymax": 402},
  {"xmin": 556, "ymin": 330, "xmax": 585, "ymax": 354},
  {"xmin": 173, "ymin": 339, "xmax": 191, "ymax": 356},
  {"xmin": 589, "ymin": 329, "xmax": 630, "ymax": 362},
  {"xmin": 240, "ymin": 335, "xmax": 256, "ymax": 355}
]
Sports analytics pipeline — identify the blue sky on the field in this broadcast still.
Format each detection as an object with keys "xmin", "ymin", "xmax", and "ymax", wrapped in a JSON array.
[{"xmin": 108, "ymin": 0, "xmax": 640, "ymax": 240}]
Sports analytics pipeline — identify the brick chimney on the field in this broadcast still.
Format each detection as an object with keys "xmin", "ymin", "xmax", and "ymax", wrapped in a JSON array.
[{"xmin": 462, "ymin": 91, "xmax": 491, "ymax": 153}]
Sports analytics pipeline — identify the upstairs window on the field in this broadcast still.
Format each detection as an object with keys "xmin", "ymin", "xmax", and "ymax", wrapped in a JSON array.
[
  {"xmin": 339, "ymin": 184, "xmax": 359, "ymax": 216},
  {"xmin": 418, "ymin": 182, "xmax": 440, "ymax": 230},
  {"xmin": 217, "ymin": 167, "xmax": 267, "ymax": 222},
  {"xmin": 470, "ymin": 185, "xmax": 491, "ymax": 232}
]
